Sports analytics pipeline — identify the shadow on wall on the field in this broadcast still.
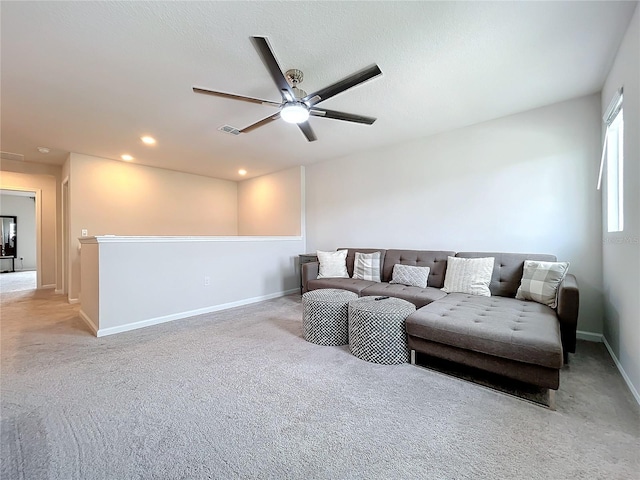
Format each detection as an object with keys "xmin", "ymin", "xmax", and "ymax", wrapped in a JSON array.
[
  {"xmin": 602, "ymin": 285, "xmax": 620, "ymax": 351},
  {"xmin": 263, "ymin": 255, "xmax": 298, "ymax": 295}
]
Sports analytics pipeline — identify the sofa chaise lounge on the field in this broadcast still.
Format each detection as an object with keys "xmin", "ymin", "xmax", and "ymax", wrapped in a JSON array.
[{"xmin": 301, "ymin": 248, "xmax": 579, "ymax": 394}]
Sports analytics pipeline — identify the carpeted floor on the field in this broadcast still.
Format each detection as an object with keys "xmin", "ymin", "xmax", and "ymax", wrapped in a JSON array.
[
  {"xmin": 1, "ymin": 289, "xmax": 638, "ymax": 479},
  {"xmin": 0, "ymin": 270, "xmax": 36, "ymax": 293}
]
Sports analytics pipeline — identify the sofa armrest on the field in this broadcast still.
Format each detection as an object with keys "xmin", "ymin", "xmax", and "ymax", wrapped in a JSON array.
[
  {"xmin": 301, "ymin": 262, "xmax": 319, "ymax": 293},
  {"xmin": 557, "ymin": 274, "xmax": 579, "ymax": 354}
]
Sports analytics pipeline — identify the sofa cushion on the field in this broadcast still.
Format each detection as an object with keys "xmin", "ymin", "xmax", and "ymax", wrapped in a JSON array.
[
  {"xmin": 382, "ymin": 250, "xmax": 455, "ymax": 287},
  {"xmin": 456, "ymin": 252, "xmax": 556, "ymax": 298},
  {"xmin": 441, "ymin": 256, "xmax": 494, "ymax": 297},
  {"xmin": 353, "ymin": 251, "xmax": 382, "ymax": 282},
  {"xmin": 307, "ymin": 278, "xmax": 377, "ymax": 296},
  {"xmin": 361, "ymin": 283, "xmax": 447, "ymax": 308},
  {"xmin": 405, "ymin": 293, "xmax": 563, "ymax": 369}
]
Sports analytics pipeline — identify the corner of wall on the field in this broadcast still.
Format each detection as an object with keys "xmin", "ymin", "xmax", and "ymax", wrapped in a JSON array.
[
  {"xmin": 600, "ymin": 4, "xmax": 640, "ymax": 403},
  {"xmin": 237, "ymin": 165, "xmax": 303, "ymax": 236},
  {"xmin": 300, "ymin": 165, "xmax": 306, "ymax": 252}
]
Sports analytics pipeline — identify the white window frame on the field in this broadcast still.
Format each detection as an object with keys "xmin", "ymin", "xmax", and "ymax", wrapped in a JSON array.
[
  {"xmin": 606, "ymin": 109, "xmax": 624, "ymax": 232},
  {"xmin": 598, "ymin": 88, "xmax": 624, "ymax": 233}
]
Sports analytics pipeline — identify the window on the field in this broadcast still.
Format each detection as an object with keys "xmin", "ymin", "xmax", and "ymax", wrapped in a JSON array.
[
  {"xmin": 606, "ymin": 108, "xmax": 624, "ymax": 232},
  {"xmin": 598, "ymin": 88, "xmax": 624, "ymax": 232}
]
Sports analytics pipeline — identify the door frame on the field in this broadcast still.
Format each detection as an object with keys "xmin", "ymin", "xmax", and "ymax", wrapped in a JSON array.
[{"xmin": 0, "ymin": 186, "xmax": 41, "ymax": 288}]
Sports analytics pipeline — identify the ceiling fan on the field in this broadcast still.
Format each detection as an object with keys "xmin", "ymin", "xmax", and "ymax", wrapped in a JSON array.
[{"xmin": 193, "ymin": 36, "xmax": 382, "ymax": 142}]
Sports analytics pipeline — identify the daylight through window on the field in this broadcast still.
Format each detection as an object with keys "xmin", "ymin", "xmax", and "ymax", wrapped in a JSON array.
[{"xmin": 606, "ymin": 107, "xmax": 624, "ymax": 232}]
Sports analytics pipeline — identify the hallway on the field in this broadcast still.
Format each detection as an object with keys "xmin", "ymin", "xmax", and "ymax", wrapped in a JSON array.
[{"xmin": 0, "ymin": 271, "xmax": 36, "ymax": 294}]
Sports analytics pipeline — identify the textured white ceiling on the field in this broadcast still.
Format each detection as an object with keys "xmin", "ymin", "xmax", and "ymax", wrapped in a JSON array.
[{"xmin": 1, "ymin": 1, "xmax": 636, "ymax": 180}]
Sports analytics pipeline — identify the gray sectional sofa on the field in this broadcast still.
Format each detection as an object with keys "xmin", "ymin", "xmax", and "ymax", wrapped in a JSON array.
[{"xmin": 301, "ymin": 248, "xmax": 579, "ymax": 393}]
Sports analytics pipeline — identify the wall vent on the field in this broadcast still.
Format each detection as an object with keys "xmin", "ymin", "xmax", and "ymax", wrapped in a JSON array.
[
  {"xmin": 0, "ymin": 151, "xmax": 25, "ymax": 162},
  {"xmin": 218, "ymin": 125, "xmax": 241, "ymax": 136}
]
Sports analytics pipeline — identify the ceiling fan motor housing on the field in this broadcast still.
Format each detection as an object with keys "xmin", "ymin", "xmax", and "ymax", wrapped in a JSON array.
[
  {"xmin": 292, "ymin": 86, "xmax": 307, "ymax": 100},
  {"xmin": 285, "ymin": 69, "xmax": 307, "ymax": 99}
]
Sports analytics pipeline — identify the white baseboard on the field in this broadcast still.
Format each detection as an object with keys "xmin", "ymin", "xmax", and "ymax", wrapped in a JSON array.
[
  {"xmin": 39, "ymin": 284, "xmax": 56, "ymax": 290},
  {"xmin": 602, "ymin": 335, "xmax": 640, "ymax": 406},
  {"xmin": 78, "ymin": 309, "xmax": 98, "ymax": 336},
  {"xmin": 576, "ymin": 330, "xmax": 639, "ymax": 405},
  {"xmin": 576, "ymin": 330, "xmax": 603, "ymax": 342},
  {"xmin": 68, "ymin": 297, "xmax": 80, "ymax": 304},
  {"xmin": 54, "ymin": 289, "xmax": 63, "ymax": 294},
  {"xmin": 94, "ymin": 288, "xmax": 299, "ymax": 338}
]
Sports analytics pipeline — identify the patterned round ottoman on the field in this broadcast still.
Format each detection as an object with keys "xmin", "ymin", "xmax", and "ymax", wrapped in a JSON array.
[
  {"xmin": 348, "ymin": 296, "xmax": 416, "ymax": 364},
  {"xmin": 302, "ymin": 289, "xmax": 359, "ymax": 346}
]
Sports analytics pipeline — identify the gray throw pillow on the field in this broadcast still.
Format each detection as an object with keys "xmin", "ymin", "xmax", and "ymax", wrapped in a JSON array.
[
  {"xmin": 389, "ymin": 264, "xmax": 430, "ymax": 288},
  {"xmin": 516, "ymin": 260, "xmax": 569, "ymax": 308},
  {"xmin": 352, "ymin": 251, "xmax": 381, "ymax": 282}
]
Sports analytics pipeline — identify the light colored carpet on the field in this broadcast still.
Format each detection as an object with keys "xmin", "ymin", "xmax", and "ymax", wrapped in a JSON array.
[
  {"xmin": 0, "ymin": 270, "xmax": 36, "ymax": 293},
  {"xmin": 1, "ymin": 289, "xmax": 638, "ymax": 479}
]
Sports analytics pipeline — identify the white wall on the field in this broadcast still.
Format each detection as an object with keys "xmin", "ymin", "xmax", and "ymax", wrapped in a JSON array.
[
  {"xmin": 238, "ymin": 166, "xmax": 303, "ymax": 236},
  {"xmin": 79, "ymin": 236, "xmax": 303, "ymax": 336},
  {"xmin": 0, "ymin": 193, "xmax": 36, "ymax": 270},
  {"xmin": 601, "ymin": 5, "xmax": 640, "ymax": 401},
  {"xmin": 306, "ymin": 94, "xmax": 603, "ymax": 334},
  {"xmin": 67, "ymin": 153, "xmax": 239, "ymax": 301}
]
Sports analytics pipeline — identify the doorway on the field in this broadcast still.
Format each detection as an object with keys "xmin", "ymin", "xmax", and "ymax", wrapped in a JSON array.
[{"xmin": 0, "ymin": 189, "xmax": 37, "ymax": 291}]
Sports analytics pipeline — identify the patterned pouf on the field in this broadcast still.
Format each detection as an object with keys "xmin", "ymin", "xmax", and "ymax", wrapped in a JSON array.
[
  {"xmin": 348, "ymin": 296, "xmax": 416, "ymax": 364},
  {"xmin": 302, "ymin": 288, "xmax": 359, "ymax": 346}
]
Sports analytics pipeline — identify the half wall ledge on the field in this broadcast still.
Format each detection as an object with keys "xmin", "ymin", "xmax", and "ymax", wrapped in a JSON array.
[{"xmin": 78, "ymin": 235, "xmax": 304, "ymax": 336}]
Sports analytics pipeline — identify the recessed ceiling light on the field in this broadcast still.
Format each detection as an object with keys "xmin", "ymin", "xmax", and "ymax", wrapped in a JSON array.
[
  {"xmin": 121, "ymin": 154, "xmax": 134, "ymax": 161},
  {"xmin": 37, "ymin": 147, "xmax": 50, "ymax": 154},
  {"xmin": 141, "ymin": 136, "xmax": 156, "ymax": 145},
  {"xmin": 238, "ymin": 169, "xmax": 247, "ymax": 176}
]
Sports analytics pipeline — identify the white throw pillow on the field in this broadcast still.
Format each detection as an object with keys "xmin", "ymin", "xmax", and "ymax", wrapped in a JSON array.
[
  {"xmin": 316, "ymin": 250, "xmax": 349, "ymax": 279},
  {"xmin": 441, "ymin": 256, "xmax": 494, "ymax": 297},
  {"xmin": 516, "ymin": 260, "xmax": 570, "ymax": 308},
  {"xmin": 352, "ymin": 251, "xmax": 381, "ymax": 282},
  {"xmin": 389, "ymin": 264, "xmax": 430, "ymax": 288}
]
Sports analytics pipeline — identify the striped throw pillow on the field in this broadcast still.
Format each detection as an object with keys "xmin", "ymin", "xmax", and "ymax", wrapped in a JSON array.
[
  {"xmin": 352, "ymin": 251, "xmax": 381, "ymax": 282},
  {"xmin": 516, "ymin": 260, "xmax": 569, "ymax": 308},
  {"xmin": 441, "ymin": 256, "xmax": 494, "ymax": 297}
]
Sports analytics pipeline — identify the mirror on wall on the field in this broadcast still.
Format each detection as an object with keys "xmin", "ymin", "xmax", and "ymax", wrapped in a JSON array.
[{"xmin": 1, "ymin": 215, "xmax": 17, "ymax": 257}]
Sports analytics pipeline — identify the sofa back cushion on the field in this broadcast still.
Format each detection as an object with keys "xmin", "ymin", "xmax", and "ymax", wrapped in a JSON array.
[
  {"xmin": 383, "ymin": 250, "xmax": 455, "ymax": 288},
  {"xmin": 456, "ymin": 252, "xmax": 556, "ymax": 298},
  {"xmin": 338, "ymin": 248, "xmax": 387, "ymax": 278}
]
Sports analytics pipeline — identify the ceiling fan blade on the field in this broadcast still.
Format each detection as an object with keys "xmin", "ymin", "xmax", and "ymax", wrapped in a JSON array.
[
  {"xmin": 303, "ymin": 65, "xmax": 382, "ymax": 106},
  {"xmin": 192, "ymin": 87, "xmax": 281, "ymax": 107},
  {"xmin": 251, "ymin": 36, "xmax": 295, "ymax": 102},
  {"xmin": 310, "ymin": 108, "xmax": 376, "ymax": 125},
  {"xmin": 240, "ymin": 112, "xmax": 281, "ymax": 133},
  {"xmin": 297, "ymin": 121, "xmax": 317, "ymax": 142}
]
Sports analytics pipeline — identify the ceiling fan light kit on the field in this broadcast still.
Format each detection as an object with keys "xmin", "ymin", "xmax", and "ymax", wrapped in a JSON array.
[
  {"xmin": 193, "ymin": 36, "xmax": 382, "ymax": 141},
  {"xmin": 280, "ymin": 102, "xmax": 309, "ymax": 123}
]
